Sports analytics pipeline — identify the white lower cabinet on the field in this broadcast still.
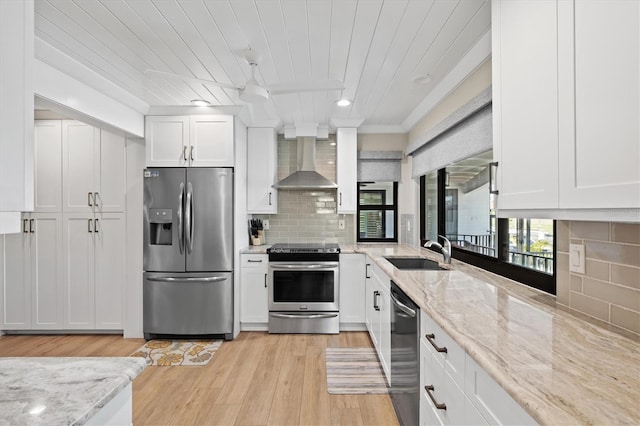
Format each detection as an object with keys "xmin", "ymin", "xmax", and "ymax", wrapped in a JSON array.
[
  {"xmin": 0, "ymin": 213, "xmax": 63, "ymax": 329},
  {"xmin": 364, "ymin": 257, "xmax": 391, "ymax": 384},
  {"xmin": 240, "ymin": 254, "xmax": 268, "ymax": 328},
  {"xmin": 339, "ymin": 254, "xmax": 366, "ymax": 328},
  {"xmin": 62, "ymin": 213, "xmax": 124, "ymax": 329},
  {"xmin": 420, "ymin": 307, "xmax": 537, "ymax": 425}
]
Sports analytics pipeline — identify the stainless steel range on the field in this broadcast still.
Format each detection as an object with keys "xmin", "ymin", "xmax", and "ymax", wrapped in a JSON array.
[{"xmin": 267, "ymin": 243, "xmax": 340, "ymax": 334}]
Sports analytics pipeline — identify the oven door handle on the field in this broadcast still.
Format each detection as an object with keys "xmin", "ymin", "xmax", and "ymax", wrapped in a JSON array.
[
  {"xmin": 270, "ymin": 263, "xmax": 338, "ymax": 269},
  {"xmin": 270, "ymin": 313, "xmax": 338, "ymax": 319}
]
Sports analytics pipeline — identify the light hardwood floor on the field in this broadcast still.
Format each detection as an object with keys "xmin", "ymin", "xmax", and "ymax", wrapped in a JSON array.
[{"xmin": 0, "ymin": 332, "xmax": 399, "ymax": 426}]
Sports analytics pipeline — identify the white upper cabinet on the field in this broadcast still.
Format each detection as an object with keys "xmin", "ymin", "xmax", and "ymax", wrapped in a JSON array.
[
  {"xmin": 492, "ymin": 0, "xmax": 559, "ymax": 210},
  {"xmin": 247, "ymin": 128, "xmax": 278, "ymax": 214},
  {"xmin": 336, "ymin": 128, "xmax": 357, "ymax": 214},
  {"xmin": 0, "ymin": 0, "xmax": 34, "ymax": 214},
  {"xmin": 493, "ymin": 0, "xmax": 640, "ymax": 220},
  {"xmin": 62, "ymin": 121, "xmax": 125, "ymax": 213},
  {"xmin": 34, "ymin": 121, "xmax": 63, "ymax": 213},
  {"xmin": 557, "ymin": 0, "xmax": 640, "ymax": 210},
  {"xmin": 145, "ymin": 115, "xmax": 234, "ymax": 167}
]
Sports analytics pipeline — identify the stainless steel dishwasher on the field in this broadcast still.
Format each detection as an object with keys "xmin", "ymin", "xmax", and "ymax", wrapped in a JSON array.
[{"xmin": 390, "ymin": 281, "xmax": 420, "ymax": 426}]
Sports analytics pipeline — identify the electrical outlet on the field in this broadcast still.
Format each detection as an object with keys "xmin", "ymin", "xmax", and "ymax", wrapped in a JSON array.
[
  {"xmin": 263, "ymin": 219, "xmax": 270, "ymax": 230},
  {"xmin": 338, "ymin": 219, "xmax": 345, "ymax": 230}
]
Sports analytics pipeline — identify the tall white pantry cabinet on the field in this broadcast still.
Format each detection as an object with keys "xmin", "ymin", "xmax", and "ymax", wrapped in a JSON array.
[{"xmin": 0, "ymin": 120, "xmax": 126, "ymax": 331}]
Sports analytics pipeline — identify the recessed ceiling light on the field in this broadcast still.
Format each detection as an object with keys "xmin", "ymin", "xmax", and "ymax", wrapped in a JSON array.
[
  {"xmin": 336, "ymin": 99, "xmax": 351, "ymax": 107},
  {"xmin": 191, "ymin": 99, "xmax": 210, "ymax": 106}
]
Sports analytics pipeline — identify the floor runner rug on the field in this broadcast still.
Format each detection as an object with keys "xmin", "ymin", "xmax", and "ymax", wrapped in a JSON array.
[
  {"xmin": 130, "ymin": 340, "xmax": 221, "ymax": 366},
  {"xmin": 325, "ymin": 347, "xmax": 388, "ymax": 394}
]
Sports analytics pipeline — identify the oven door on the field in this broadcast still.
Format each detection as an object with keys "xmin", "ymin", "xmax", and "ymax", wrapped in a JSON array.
[{"xmin": 268, "ymin": 261, "xmax": 339, "ymax": 312}]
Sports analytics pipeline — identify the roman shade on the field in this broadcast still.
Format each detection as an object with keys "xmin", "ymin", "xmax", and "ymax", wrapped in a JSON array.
[
  {"xmin": 357, "ymin": 151, "xmax": 403, "ymax": 182},
  {"xmin": 408, "ymin": 87, "xmax": 492, "ymax": 178}
]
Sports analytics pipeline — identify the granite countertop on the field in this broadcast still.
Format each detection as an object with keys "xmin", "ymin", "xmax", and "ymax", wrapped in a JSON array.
[
  {"xmin": 354, "ymin": 243, "xmax": 640, "ymax": 425},
  {"xmin": 0, "ymin": 357, "xmax": 147, "ymax": 426},
  {"xmin": 240, "ymin": 245, "xmax": 269, "ymax": 254}
]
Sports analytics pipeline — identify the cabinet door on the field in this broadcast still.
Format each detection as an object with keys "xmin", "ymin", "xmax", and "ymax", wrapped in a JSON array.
[
  {"xmin": 62, "ymin": 121, "xmax": 99, "ymax": 213},
  {"xmin": 97, "ymin": 130, "xmax": 126, "ymax": 213},
  {"xmin": 558, "ymin": 0, "xmax": 640, "ymax": 209},
  {"xmin": 378, "ymin": 283, "xmax": 391, "ymax": 384},
  {"xmin": 62, "ymin": 213, "xmax": 95, "ymax": 329},
  {"xmin": 364, "ymin": 269, "xmax": 376, "ymax": 340},
  {"xmin": 336, "ymin": 128, "xmax": 357, "ymax": 214},
  {"xmin": 190, "ymin": 115, "xmax": 234, "ymax": 167},
  {"xmin": 339, "ymin": 254, "xmax": 366, "ymax": 324},
  {"xmin": 492, "ymin": 1, "xmax": 559, "ymax": 210},
  {"xmin": 94, "ymin": 214, "xmax": 125, "ymax": 329},
  {"xmin": 31, "ymin": 214, "xmax": 63, "ymax": 329},
  {"xmin": 145, "ymin": 116, "xmax": 189, "ymax": 167},
  {"xmin": 247, "ymin": 128, "xmax": 278, "ymax": 213},
  {"xmin": 0, "ymin": 220, "xmax": 31, "ymax": 329},
  {"xmin": 240, "ymin": 255, "xmax": 269, "ymax": 324},
  {"xmin": 34, "ymin": 121, "xmax": 62, "ymax": 212},
  {"xmin": 0, "ymin": 0, "xmax": 34, "ymax": 212}
]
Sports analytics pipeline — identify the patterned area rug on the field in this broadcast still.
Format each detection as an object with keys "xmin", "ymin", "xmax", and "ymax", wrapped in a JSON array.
[
  {"xmin": 130, "ymin": 340, "xmax": 222, "ymax": 366},
  {"xmin": 325, "ymin": 347, "xmax": 388, "ymax": 394}
]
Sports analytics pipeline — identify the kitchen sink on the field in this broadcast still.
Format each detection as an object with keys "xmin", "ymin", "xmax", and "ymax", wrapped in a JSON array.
[{"xmin": 384, "ymin": 257, "xmax": 447, "ymax": 270}]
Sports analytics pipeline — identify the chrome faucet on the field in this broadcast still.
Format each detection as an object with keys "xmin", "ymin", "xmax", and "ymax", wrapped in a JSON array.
[{"xmin": 424, "ymin": 235, "xmax": 451, "ymax": 264}]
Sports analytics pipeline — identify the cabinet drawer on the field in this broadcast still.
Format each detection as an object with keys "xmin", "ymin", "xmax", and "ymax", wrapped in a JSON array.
[
  {"xmin": 421, "ymin": 340, "xmax": 466, "ymax": 425},
  {"xmin": 465, "ymin": 354, "xmax": 537, "ymax": 425},
  {"xmin": 421, "ymin": 313, "xmax": 465, "ymax": 386},
  {"xmin": 241, "ymin": 254, "xmax": 268, "ymax": 268}
]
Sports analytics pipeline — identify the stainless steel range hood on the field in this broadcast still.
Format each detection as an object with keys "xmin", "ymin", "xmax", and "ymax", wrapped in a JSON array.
[{"xmin": 272, "ymin": 137, "xmax": 338, "ymax": 190}]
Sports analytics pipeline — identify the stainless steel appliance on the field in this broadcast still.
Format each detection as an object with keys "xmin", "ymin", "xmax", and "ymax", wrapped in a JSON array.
[
  {"xmin": 143, "ymin": 167, "xmax": 234, "ymax": 340},
  {"xmin": 390, "ymin": 281, "xmax": 420, "ymax": 426},
  {"xmin": 267, "ymin": 243, "xmax": 340, "ymax": 334}
]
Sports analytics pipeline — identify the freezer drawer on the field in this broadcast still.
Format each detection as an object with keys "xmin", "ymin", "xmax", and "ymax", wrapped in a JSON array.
[{"xmin": 143, "ymin": 272, "xmax": 233, "ymax": 340}]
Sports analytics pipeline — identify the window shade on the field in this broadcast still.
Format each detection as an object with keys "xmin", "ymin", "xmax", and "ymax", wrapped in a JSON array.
[
  {"xmin": 357, "ymin": 151, "xmax": 403, "ymax": 182},
  {"xmin": 408, "ymin": 88, "xmax": 492, "ymax": 179}
]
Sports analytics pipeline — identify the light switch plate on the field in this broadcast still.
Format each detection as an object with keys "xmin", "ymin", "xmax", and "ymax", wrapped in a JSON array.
[
  {"xmin": 338, "ymin": 219, "xmax": 345, "ymax": 230},
  {"xmin": 263, "ymin": 219, "xmax": 270, "ymax": 230},
  {"xmin": 569, "ymin": 244, "xmax": 585, "ymax": 274}
]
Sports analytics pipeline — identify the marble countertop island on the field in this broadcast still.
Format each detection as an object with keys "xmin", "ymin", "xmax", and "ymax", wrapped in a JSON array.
[
  {"xmin": 0, "ymin": 357, "xmax": 147, "ymax": 425},
  {"xmin": 353, "ymin": 243, "xmax": 640, "ymax": 425}
]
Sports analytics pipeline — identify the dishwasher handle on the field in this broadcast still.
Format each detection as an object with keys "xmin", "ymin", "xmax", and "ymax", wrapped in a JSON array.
[{"xmin": 390, "ymin": 291, "xmax": 417, "ymax": 318}]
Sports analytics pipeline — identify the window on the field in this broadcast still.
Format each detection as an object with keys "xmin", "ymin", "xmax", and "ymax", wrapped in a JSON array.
[
  {"xmin": 420, "ymin": 151, "xmax": 556, "ymax": 294},
  {"xmin": 357, "ymin": 182, "xmax": 398, "ymax": 242}
]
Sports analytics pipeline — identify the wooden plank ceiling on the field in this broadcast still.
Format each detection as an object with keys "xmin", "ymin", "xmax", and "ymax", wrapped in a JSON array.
[{"xmin": 34, "ymin": 0, "xmax": 490, "ymax": 131}]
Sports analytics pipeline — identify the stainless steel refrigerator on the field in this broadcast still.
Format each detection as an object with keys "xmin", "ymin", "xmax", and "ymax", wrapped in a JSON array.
[{"xmin": 143, "ymin": 167, "xmax": 233, "ymax": 340}]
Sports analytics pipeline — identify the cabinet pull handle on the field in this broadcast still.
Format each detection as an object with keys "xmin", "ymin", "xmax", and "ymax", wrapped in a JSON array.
[
  {"xmin": 247, "ymin": 259, "xmax": 263, "ymax": 263},
  {"xmin": 365, "ymin": 263, "xmax": 371, "ymax": 278},
  {"xmin": 268, "ymin": 192, "xmax": 272, "ymax": 206},
  {"xmin": 94, "ymin": 218, "xmax": 99, "ymax": 233},
  {"xmin": 88, "ymin": 219, "xmax": 93, "ymax": 233},
  {"xmin": 23, "ymin": 219, "xmax": 29, "ymax": 233},
  {"xmin": 183, "ymin": 146, "xmax": 188, "ymax": 162},
  {"xmin": 425, "ymin": 385, "xmax": 447, "ymax": 410},
  {"xmin": 190, "ymin": 146, "xmax": 194, "ymax": 161},
  {"xmin": 373, "ymin": 290, "xmax": 380, "ymax": 311},
  {"xmin": 264, "ymin": 273, "xmax": 267, "ymax": 288},
  {"xmin": 339, "ymin": 192, "xmax": 343, "ymax": 206},
  {"xmin": 94, "ymin": 192, "xmax": 99, "ymax": 207},
  {"xmin": 29, "ymin": 219, "xmax": 35, "ymax": 233},
  {"xmin": 88, "ymin": 192, "xmax": 93, "ymax": 206},
  {"xmin": 425, "ymin": 333, "xmax": 448, "ymax": 353}
]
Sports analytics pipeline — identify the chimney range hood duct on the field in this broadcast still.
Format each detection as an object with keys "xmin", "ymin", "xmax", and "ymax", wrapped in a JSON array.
[{"xmin": 272, "ymin": 137, "xmax": 338, "ymax": 190}]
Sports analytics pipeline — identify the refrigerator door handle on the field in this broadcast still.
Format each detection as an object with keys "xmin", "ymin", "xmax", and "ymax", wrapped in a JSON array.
[
  {"xmin": 177, "ymin": 182, "xmax": 185, "ymax": 254},
  {"xmin": 186, "ymin": 182, "xmax": 194, "ymax": 254},
  {"xmin": 147, "ymin": 276, "xmax": 227, "ymax": 283}
]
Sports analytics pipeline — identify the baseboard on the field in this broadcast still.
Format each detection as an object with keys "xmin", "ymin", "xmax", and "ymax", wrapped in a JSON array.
[
  {"xmin": 240, "ymin": 323, "xmax": 268, "ymax": 332},
  {"xmin": 339, "ymin": 323, "xmax": 367, "ymax": 331}
]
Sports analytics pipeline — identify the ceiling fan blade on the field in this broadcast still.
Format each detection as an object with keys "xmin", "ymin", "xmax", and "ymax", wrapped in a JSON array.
[
  {"xmin": 267, "ymin": 80, "xmax": 344, "ymax": 95},
  {"xmin": 144, "ymin": 69, "xmax": 241, "ymax": 91}
]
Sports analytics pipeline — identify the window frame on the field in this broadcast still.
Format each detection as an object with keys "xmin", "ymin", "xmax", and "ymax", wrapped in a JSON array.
[
  {"xmin": 357, "ymin": 181, "xmax": 398, "ymax": 243},
  {"xmin": 420, "ymin": 171, "xmax": 556, "ymax": 295}
]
